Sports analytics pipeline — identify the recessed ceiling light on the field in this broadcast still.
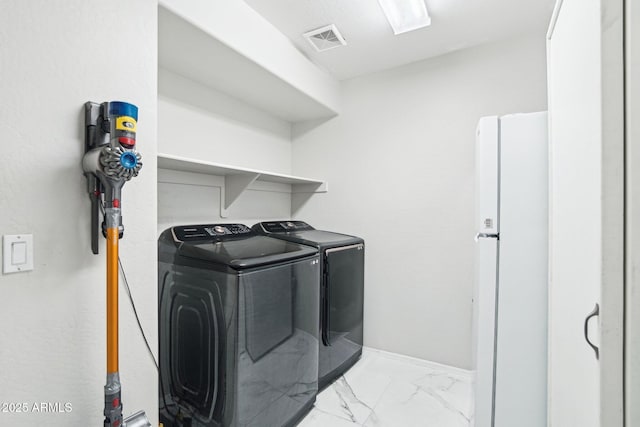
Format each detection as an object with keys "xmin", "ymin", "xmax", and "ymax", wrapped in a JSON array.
[
  {"xmin": 377, "ymin": 0, "xmax": 431, "ymax": 35},
  {"xmin": 303, "ymin": 24, "xmax": 347, "ymax": 52}
]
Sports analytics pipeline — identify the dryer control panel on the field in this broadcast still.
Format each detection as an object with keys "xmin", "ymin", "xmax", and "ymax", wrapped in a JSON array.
[
  {"xmin": 259, "ymin": 221, "xmax": 315, "ymax": 233},
  {"xmin": 172, "ymin": 224, "xmax": 254, "ymax": 242}
]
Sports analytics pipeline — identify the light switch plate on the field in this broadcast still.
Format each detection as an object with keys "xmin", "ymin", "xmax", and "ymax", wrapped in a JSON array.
[{"xmin": 3, "ymin": 234, "xmax": 34, "ymax": 274}]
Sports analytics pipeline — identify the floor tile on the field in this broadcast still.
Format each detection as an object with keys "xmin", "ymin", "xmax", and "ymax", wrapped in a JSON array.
[
  {"xmin": 298, "ymin": 407, "xmax": 362, "ymax": 427},
  {"xmin": 362, "ymin": 380, "xmax": 470, "ymax": 427},
  {"xmin": 300, "ymin": 347, "xmax": 473, "ymax": 427}
]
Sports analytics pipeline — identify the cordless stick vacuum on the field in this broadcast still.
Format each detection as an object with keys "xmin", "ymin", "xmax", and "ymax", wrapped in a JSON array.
[{"xmin": 82, "ymin": 101, "xmax": 151, "ymax": 427}]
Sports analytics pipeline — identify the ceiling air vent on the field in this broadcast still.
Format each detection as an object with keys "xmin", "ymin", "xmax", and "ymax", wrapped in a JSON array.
[{"xmin": 303, "ymin": 24, "xmax": 347, "ymax": 52}]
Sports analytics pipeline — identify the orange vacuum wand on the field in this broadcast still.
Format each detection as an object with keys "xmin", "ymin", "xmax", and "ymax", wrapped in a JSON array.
[{"xmin": 106, "ymin": 227, "xmax": 119, "ymax": 375}]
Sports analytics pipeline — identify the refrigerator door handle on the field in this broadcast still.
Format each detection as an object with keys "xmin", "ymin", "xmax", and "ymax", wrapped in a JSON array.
[
  {"xmin": 583, "ymin": 303, "xmax": 600, "ymax": 360},
  {"xmin": 475, "ymin": 233, "xmax": 499, "ymax": 241}
]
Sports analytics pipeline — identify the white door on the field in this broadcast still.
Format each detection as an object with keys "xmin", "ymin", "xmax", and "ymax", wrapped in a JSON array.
[
  {"xmin": 625, "ymin": 0, "xmax": 640, "ymax": 425},
  {"xmin": 547, "ymin": 0, "xmax": 624, "ymax": 426}
]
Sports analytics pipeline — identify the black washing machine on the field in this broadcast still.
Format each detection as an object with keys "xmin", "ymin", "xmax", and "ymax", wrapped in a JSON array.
[
  {"xmin": 253, "ymin": 221, "xmax": 364, "ymax": 390},
  {"xmin": 158, "ymin": 224, "xmax": 320, "ymax": 427}
]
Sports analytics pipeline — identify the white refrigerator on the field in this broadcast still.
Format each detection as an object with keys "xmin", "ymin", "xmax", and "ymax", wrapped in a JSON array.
[{"xmin": 472, "ymin": 112, "xmax": 548, "ymax": 427}]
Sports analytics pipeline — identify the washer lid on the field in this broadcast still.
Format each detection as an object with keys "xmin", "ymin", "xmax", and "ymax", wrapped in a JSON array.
[
  {"xmin": 170, "ymin": 224, "xmax": 318, "ymax": 269},
  {"xmin": 253, "ymin": 222, "xmax": 364, "ymax": 248}
]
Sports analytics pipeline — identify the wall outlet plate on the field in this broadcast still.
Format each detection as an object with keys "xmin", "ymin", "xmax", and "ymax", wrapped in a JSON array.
[{"xmin": 3, "ymin": 234, "xmax": 34, "ymax": 274}]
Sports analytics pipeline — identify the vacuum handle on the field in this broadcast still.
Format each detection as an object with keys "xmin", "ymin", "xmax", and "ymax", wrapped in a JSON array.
[{"xmin": 91, "ymin": 193, "xmax": 99, "ymax": 254}]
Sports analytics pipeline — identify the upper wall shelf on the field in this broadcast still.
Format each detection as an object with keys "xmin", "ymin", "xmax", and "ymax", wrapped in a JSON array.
[
  {"xmin": 157, "ymin": 153, "xmax": 327, "ymax": 216},
  {"xmin": 158, "ymin": 4, "xmax": 340, "ymax": 123}
]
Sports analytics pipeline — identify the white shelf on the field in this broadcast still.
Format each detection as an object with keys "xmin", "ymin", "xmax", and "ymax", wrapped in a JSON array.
[
  {"xmin": 157, "ymin": 153, "xmax": 327, "ymax": 216},
  {"xmin": 158, "ymin": 5, "xmax": 339, "ymax": 123}
]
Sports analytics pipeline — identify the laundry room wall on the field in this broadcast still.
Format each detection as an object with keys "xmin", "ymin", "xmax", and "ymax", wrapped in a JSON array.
[
  {"xmin": 157, "ymin": 68, "xmax": 296, "ymax": 233},
  {"xmin": 291, "ymin": 33, "xmax": 548, "ymax": 370},
  {"xmin": 0, "ymin": 1, "xmax": 158, "ymax": 426},
  {"xmin": 158, "ymin": 68, "xmax": 293, "ymax": 172}
]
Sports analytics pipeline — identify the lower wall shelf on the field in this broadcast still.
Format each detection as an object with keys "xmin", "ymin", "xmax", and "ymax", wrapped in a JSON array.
[{"xmin": 157, "ymin": 153, "xmax": 327, "ymax": 217}]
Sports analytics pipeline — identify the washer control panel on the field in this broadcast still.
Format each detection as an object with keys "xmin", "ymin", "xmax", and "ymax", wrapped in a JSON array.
[
  {"xmin": 259, "ymin": 221, "xmax": 315, "ymax": 233},
  {"xmin": 172, "ymin": 224, "xmax": 254, "ymax": 242}
]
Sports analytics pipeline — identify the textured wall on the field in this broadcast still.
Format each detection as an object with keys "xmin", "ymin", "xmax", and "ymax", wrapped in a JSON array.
[{"xmin": 0, "ymin": 1, "xmax": 158, "ymax": 425}]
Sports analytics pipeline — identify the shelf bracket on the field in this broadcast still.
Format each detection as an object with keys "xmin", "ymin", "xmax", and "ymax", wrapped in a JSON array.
[
  {"xmin": 220, "ymin": 173, "xmax": 259, "ymax": 217},
  {"xmin": 291, "ymin": 181, "xmax": 328, "ymax": 213},
  {"xmin": 292, "ymin": 182, "xmax": 328, "ymax": 193}
]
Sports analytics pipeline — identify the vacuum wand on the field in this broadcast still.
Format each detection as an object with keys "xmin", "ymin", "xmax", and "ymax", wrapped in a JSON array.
[
  {"xmin": 105, "ymin": 217, "xmax": 121, "ymax": 426},
  {"xmin": 82, "ymin": 101, "xmax": 150, "ymax": 427}
]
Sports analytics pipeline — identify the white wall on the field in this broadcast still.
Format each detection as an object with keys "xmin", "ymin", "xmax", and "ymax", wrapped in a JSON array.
[
  {"xmin": 158, "ymin": 69, "xmax": 295, "ymax": 232},
  {"xmin": 157, "ymin": 170, "xmax": 294, "ymax": 234},
  {"xmin": 291, "ymin": 33, "xmax": 548, "ymax": 369},
  {"xmin": 0, "ymin": 1, "xmax": 158, "ymax": 426},
  {"xmin": 158, "ymin": 68, "xmax": 292, "ymax": 172}
]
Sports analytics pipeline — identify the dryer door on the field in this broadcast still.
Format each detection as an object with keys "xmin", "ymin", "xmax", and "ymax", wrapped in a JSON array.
[{"xmin": 323, "ymin": 244, "xmax": 365, "ymax": 346}]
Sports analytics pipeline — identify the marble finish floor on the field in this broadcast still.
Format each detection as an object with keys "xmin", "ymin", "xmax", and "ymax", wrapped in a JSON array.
[{"xmin": 298, "ymin": 348, "xmax": 473, "ymax": 427}]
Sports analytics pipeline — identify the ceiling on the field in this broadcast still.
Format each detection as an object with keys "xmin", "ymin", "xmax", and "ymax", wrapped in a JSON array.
[{"xmin": 243, "ymin": 0, "xmax": 556, "ymax": 81}]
